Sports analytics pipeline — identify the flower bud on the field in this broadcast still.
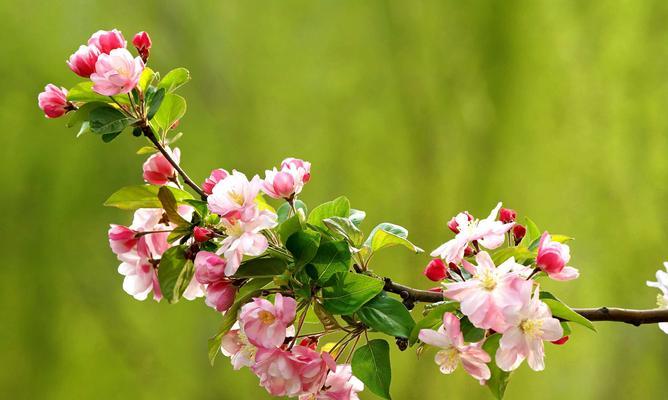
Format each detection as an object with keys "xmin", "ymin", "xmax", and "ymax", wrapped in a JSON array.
[
  {"xmin": 193, "ymin": 226, "xmax": 214, "ymax": 243},
  {"xmin": 512, "ymin": 224, "xmax": 526, "ymax": 245},
  {"xmin": 37, "ymin": 84, "xmax": 70, "ymax": 119},
  {"xmin": 88, "ymin": 29, "xmax": 126, "ymax": 54},
  {"xmin": 67, "ymin": 45, "xmax": 100, "ymax": 77},
  {"xmin": 205, "ymin": 280, "xmax": 237, "ymax": 312},
  {"xmin": 447, "ymin": 211, "xmax": 472, "ymax": 234},
  {"xmin": 108, "ymin": 224, "xmax": 137, "ymax": 255},
  {"xmin": 499, "ymin": 207, "xmax": 517, "ymax": 223},
  {"xmin": 270, "ymin": 171, "xmax": 296, "ymax": 199},
  {"xmin": 194, "ymin": 251, "xmax": 227, "ymax": 284},
  {"xmin": 132, "ymin": 31, "xmax": 152, "ymax": 62},
  {"xmin": 448, "ymin": 262, "xmax": 461, "ymax": 275},
  {"xmin": 551, "ymin": 336, "xmax": 569, "ymax": 345},
  {"xmin": 464, "ymin": 246, "xmax": 474, "ymax": 257},
  {"xmin": 536, "ymin": 231, "xmax": 570, "ymax": 274},
  {"xmin": 142, "ymin": 147, "xmax": 180, "ymax": 185},
  {"xmin": 424, "ymin": 258, "xmax": 448, "ymax": 281}
]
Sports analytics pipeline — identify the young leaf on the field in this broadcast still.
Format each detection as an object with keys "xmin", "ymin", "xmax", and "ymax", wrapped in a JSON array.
[
  {"xmin": 104, "ymin": 185, "xmax": 193, "ymax": 210},
  {"xmin": 276, "ymin": 200, "xmax": 307, "ymax": 224},
  {"xmin": 491, "ymin": 246, "xmax": 534, "ymax": 266},
  {"xmin": 313, "ymin": 301, "xmax": 342, "ymax": 331},
  {"xmin": 66, "ymin": 101, "xmax": 108, "ymax": 129},
  {"xmin": 101, "ymin": 130, "xmax": 123, "ymax": 143},
  {"xmin": 323, "ymin": 216, "xmax": 364, "ymax": 247},
  {"xmin": 278, "ymin": 214, "xmax": 302, "ymax": 244},
  {"xmin": 310, "ymin": 240, "xmax": 351, "ymax": 283},
  {"xmin": 321, "ymin": 272, "xmax": 384, "ymax": 315},
  {"xmin": 307, "ymin": 196, "xmax": 350, "ymax": 229},
  {"xmin": 286, "ymin": 230, "xmax": 321, "ymax": 269},
  {"xmin": 138, "ymin": 67, "xmax": 156, "ymax": 92},
  {"xmin": 158, "ymin": 186, "xmax": 191, "ymax": 226},
  {"xmin": 146, "ymin": 87, "xmax": 165, "ymax": 120},
  {"xmin": 349, "ymin": 209, "xmax": 366, "ymax": 227},
  {"xmin": 157, "ymin": 67, "xmax": 191, "ymax": 93},
  {"xmin": 67, "ymin": 81, "xmax": 129, "ymax": 104},
  {"xmin": 481, "ymin": 333, "xmax": 512, "ymax": 400},
  {"xmin": 460, "ymin": 316, "xmax": 486, "ymax": 342},
  {"xmin": 352, "ymin": 339, "xmax": 392, "ymax": 400},
  {"xmin": 157, "ymin": 245, "xmax": 195, "ymax": 304},
  {"xmin": 364, "ymin": 223, "xmax": 423, "ymax": 254},
  {"xmin": 89, "ymin": 106, "xmax": 137, "ymax": 135},
  {"xmin": 539, "ymin": 291, "xmax": 596, "ymax": 332},
  {"xmin": 233, "ymin": 257, "xmax": 288, "ymax": 278},
  {"xmin": 357, "ymin": 293, "xmax": 415, "ymax": 338},
  {"xmin": 152, "ymin": 93, "xmax": 186, "ymax": 132}
]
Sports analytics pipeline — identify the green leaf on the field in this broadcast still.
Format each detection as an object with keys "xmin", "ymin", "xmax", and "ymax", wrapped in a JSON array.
[
  {"xmin": 310, "ymin": 240, "xmax": 351, "ymax": 283},
  {"xmin": 146, "ymin": 88, "xmax": 165, "ymax": 120},
  {"xmin": 184, "ymin": 199, "xmax": 209, "ymax": 219},
  {"xmin": 519, "ymin": 217, "xmax": 541, "ymax": 248},
  {"xmin": 286, "ymin": 230, "xmax": 321, "ymax": 269},
  {"xmin": 540, "ymin": 291, "xmax": 596, "ymax": 332},
  {"xmin": 409, "ymin": 301, "xmax": 459, "ymax": 344},
  {"xmin": 364, "ymin": 223, "xmax": 423, "ymax": 254},
  {"xmin": 358, "ymin": 293, "xmax": 415, "ymax": 338},
  {"xmin": 233, "ymin": 257, "xmax": 288, "ymax": 278},
  {"xmin": 482, "ymin": 334, "xmax": 512, "ymax": 399},
  {"xmin": 460, "ymin": 316, "xmax": 486, "ymax": 342},
  {"xmin": 138, "ymin": 67, "xmax": 156, "ymax": 92},
  {"xmin": 157, "ymin": 67, "xmax": 191, "ymax": 93},
  {"xmin": 104, "ymin": 185, "xmax": 194, "ymax": 210},
  {"xmin": 349, "ymin": 209, "xmax": 366, "ymax": 227},
  {"xmin": 551, "ymin": 234, "xmax": 573, "ymax": 244},
  {"xmin": 157, "ymin": 245, "xmax": 194, "ymax": 304},
  {"xmin": 352, "ymin": 339, "xmax": 392, "ymax": 400},
  {"xmin": 89, "ymin": 105, "xmax": 137, "ymax": 135},
  {"xmin": 491, "ymin": 246, "xmax": 534, "ymax": 265},
  {"xmin": 66, "ymin": 101, "xmax": 108, "ymax": 129},
  {"xmin": 321, "ymin": 272, "xmax": 384, "ymax": 315},
  {"xmin": 152, "ymin": 93, "xmax": 186, "ymax": 132},
  {"xmin": 67, "ymin": 81, "xmax": 130, "ymax": 104},
  {"xmin": 136, "ymin": 146, "xmax": 157, "ymax": 155},
  {"xmin": 324, "ymin": 216, "xmax": 364, "ymax": 247},
  {"xmin": 158, "ymin": 186, "xmax": 191, "ymax": 226},
  {"xmin": 276, "ymin": 200, "xmax": 307, "ymax": 224},
  {"xmin": 278, "ymin": 215, "xmax": 303, "ymax": 244},
  {"xmin": 307, "ymin": 196, "xmax": 350, "ymax": 229}
]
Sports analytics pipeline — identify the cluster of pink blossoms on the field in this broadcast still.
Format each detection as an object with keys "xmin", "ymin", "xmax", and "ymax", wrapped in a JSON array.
[
  {"xmin": 38, "ymin": 29, "xmax": 150, "ymax": 118},
  {"xmin": 420, "ymin": 204, "xmax": 579, "ymax": 381}
]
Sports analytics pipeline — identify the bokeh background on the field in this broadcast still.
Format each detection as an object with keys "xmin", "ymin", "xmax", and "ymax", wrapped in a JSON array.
[{"xmin": 2, "ymin": 0, "xmax": 668, "ymax": 399}]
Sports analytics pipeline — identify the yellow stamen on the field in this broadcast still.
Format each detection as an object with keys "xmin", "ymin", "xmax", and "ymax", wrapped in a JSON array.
[{"xmin": 520, "ymin": 318, "xmax": 544, "ymax": 338}]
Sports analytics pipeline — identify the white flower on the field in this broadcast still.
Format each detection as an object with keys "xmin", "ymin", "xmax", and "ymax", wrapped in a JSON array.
[{"xmin": 647, "ymin": 262, "xmax": 668, "ymax": 334}]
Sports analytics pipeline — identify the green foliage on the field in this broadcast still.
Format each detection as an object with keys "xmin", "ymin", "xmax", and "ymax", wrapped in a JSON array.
[
  {"xmin": 146, "ymin": 88, "xmax": 165, "ymax": 120},
  {"xmin": 104, "ymin": 185, "xmax": 194, "ymax": 210},
  {"xmin": 233, "ymin": 257, "xmax": 288, "ymax": 278},
  {"xmin": 352, "ymin": 339, "xmax": 392, "ymax": 400},
  {"xmin": 519, "ymin": 217, "xmax": 541, "ymax": 249},
  {"xmin": 321, "ymin": 272, "xmax": 384, "ymax": 315},
  {"xmin": 307, "ymin": 196, "xmax": 350, "ymax": 229},
  {"xmin": 157, "ymin": 67, "xmax": 192, "ymax": 93},
  {"xmin": 138, "ymin": 67, "xmax": 156, "ymax": 92},
  {"xmin": 67, "ymin": 81, "xmax": 130, "ymax": 104},
  {"xmin": 89, "ymin": 106, "xmax": 137, "ymax": 138},
  {"xmin": 286, "ymin": 230, "xmax": 321, "ymax": 269},
  {"xmin": 276, "ymin": 200, "xmax": 307, "ymax": 224},
  {"xmin": 310, "ymin": 240, "xmax": 351, "ymax": 283},
  {"xmin": 460, "ymin": 316, "xmax": 486, "ymax": 342},
  {"xmin": 357, "ymin": 292, "xmax": 415, "ymax": 338},
  {"xmin": 151, "ymin": 93, "xmax": 186, "ymax": 132},
  {"xmin": 158, "ymin": 186, "xmax": 191, "ymax": 226},
  {"xmin": 363, "ymin": 222, "xmax": 424, "ymax": 255},
  {"xmin": 157, "ymin": 245, "xmax": 195, "ymax": 304},
  {"xmin": 540, "ymin": 291, "xmax": 596, "ymax": 332},
  {"xmin": 482, "ymin": 334, "xmax": 512, "ymax": 400},
  {"xmin": 323, "ymin": 216, "xmax": 364, "ymax": 247}
]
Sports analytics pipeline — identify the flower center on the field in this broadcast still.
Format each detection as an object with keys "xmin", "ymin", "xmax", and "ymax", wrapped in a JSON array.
[
  {"xmin": 434, "ymin": 347, "xmax": 460, "ymax": 374},
  {"xmin": 477, "ymin": 269, "xmax": 497, "ymax": 290},
  {"xmin": 226, "ymin": 222, "xmax": 244, "ymax": 237},
  {"xmin": 228, "ymin": 190, "xmax": 244, "ymax": 205},
  {"xmin": 258, "ymin": 310, "xmax": 276, "ymax": 325},
  {"xmin": 520, "ymin": 318, "xmax": 544, "ymax": 338}
]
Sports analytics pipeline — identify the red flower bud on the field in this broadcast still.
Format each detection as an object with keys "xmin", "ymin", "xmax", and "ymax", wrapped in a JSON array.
[
  {"xmin": 499, "ymin": 208, "xmax": 517, "ymax": 223},
  {"xmin": 448, "ymin": 262, "xmax": 461, "ymax": 275},
  {"xmin": 464, "ymin": 246, "xmax": 474, "ymax": 257},
  {"xmin": 424, "ymin": 258, "xmax": 448, "ymax": 281},
  {"xmin": 132, "ymin": 31, "xmax": 152, "ymax": 62},
  {"xmin": 551, "ymin": 336, "xmax": 569, "ymax": 345},
  {"xmin": 512, "ymin": 224, "xmax": 526, "ymax": 245},
  {"xmin": 193, "ymin": 226, "xmax": 214, "ymax": 242}
]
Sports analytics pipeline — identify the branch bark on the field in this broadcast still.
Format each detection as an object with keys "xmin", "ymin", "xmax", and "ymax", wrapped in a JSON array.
[{"xmin": 382, "ymin": 278, "xmax": 668, "ymax": 326}]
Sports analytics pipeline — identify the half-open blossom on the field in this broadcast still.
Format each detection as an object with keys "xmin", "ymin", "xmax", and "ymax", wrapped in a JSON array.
[
  {"xmin": 424, "ymin": 258, "xmax": 449, "ymax": 281},
  {"xmin": 431, "ymin": 203, "xmax": 514, "ymax": 265},
  {"xmin": 91, "ymin": 48, "xmax": 144, "ymax": 96},
  {"xmin": 202, "ymin": 168, "xmax": 229, "ymax": 195},
  {"xmin": 239, "ymin": 293, "xmax": 296, "ymax": 348},
  {"xmin": 252, "ymin": 347, "xmax": 302, "ymax": 397},
  {"xmin": 88, "ymin": 29, "xmax": 126, "ymax": 54},
  {"xmin": 38, "ymin": 84, "xmax": 70, "ymax": 118},
  {"xmin": 217, "ymin": 209, "xmax": 277, "ymax": 275},
  {"xmin": 496, "ymin": 289, "xmax": 563, "ymax": 371},
  {"xmin": 291, "ymin": 345, "xmax": 336, "ymax": 395},
  {"xmin": 194, "ymin": 251, "xmax": 227, "ymax": 284},
  {"xmin": 142, "ymin": 147, "xmax": 180, "ymax": 185},
  {"xmin": 418, "ymin": 312, "xmax": 491, "ymax": 381},
  {"xmin": 262, "ymin": 169, "xmax": 297, "ymax": 199},
  {"xmin": 207, "ymin": 170, "xmax": 263, "ymax": 222},
  {"xmin": 108, "ymin": 224, "xmax": 137, "ymax": 256},
  {"xmin": 299, "ymin": 364, "xmax": 364, "ymax": 400},
  {"xmin": 647, "ymin": 262, "xmax": 668, "ymax": 334},
  {"xmin": 117, "ymin": 252, "xmax": 161, "ymax": 301},
  {"xmin": 67, "ymin": 45, "xmax": 100, "ymax": 77},
  {"xmin": 443, "ymin": 251, "xmax": 532, "ymax": 332},
  {"xmin": 536, "ymin": 232, "xmax": 579, "ymax": 281},
  {"xmin": 221, "ymin": 327, "xmax": 257, "ymax": 370},
  {"xmin": 281, "ymin": 157, "xmax": 311, "ymax": 185},
  {"xmin": 132, "ymin": 31, "xmax": 152, "ymax": 61},
  {"xmin": 205, "ymin": 280, "xmax": 237, "ymax": 312}
]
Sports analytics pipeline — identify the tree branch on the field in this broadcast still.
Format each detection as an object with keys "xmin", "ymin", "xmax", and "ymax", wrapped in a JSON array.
[{"xmin": 382, "ymin": 277, "xmax": 668, "ymax": 326}]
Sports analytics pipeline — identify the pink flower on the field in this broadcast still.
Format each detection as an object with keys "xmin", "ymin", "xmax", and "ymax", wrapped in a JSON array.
[
  {"xmin": 142, "ymin": 147, "xmax": 180, "ymax": 185},
  {"xmin": 108, "ymin": 224, "xmax": 137, "ymax": 256},
  {"xmin": 291, "ymin": 345, "xmax": 336, "ymax": 395},
  {"xmin": 300, "ymin": 364, "xmax": 364, "ymax": 400},
  {"xmin": 202, "ymin": 168, "xmax": 229, "ymax": 195},
  {"xmin": 88, "ymin": 29, "xmax": 126, "ymax": 54},
  {"xmin": 536, "ymin": 232, "xmax": 579, "ymax": 281},
  {"xmin": 431, "ymin": 203, "xmax": 514, "ymax": 265},
  {"xmin": 262, "ymin": 169, "xmax": 298, "ymax": 199},
  {"xmin": 207, "ymin": 170, "xmax": 263, "ymax": 222},
  {"xmin": 67, "ymin": 45, "xmax": 101, "ymax": 77},
  {"xmin": 281, "ymin": 157, "xmax": 311, "ymax": 184},
  {"xmin": 424, "ymin": 258, "xmax": 449, "ymax": 281},
  {"xmin": 91, "ymin": 48, "xmax": 144, "ymax": 96},
  {"xmin": 194, "ymin": 251, "xmax": 227, "ymax": 283},
  {"xmin": 117, "ymin": 253, "xmax": 161, "ymax": 301},
  {"xmin": 495, "ymin": 289, "xmax": 563, "ymax": 371},
  {"xmin": 38, "ymin": 84, "xmax": 70, "ymax": 118},
  {"xmin": 221, "ymin": 328, "xmax": 257, "ymax": 369},
  {"xmin": 217, "ymin": 209, "xmax": 277, "ymax": 275},
  {"xmin": 239, "ymin": 293, "xmax": 296, "ymax": 348},
  {"xmin": 443, "ymin": 251, "xmax": 531, "ymax": 332},
  {"xmin": 252, "ymin": 347, "xmax": 303, "ymax": 397},
  {"xmin": 418, "ymin": 312, "xmax": 491, "ymax": 382},
  {"xmin": 132, "ymin": 31, "xmax": 152, "ymax": 61},
  {"xmin": 205, "ymin": 280, "xmax": 237, "ymax": 312}
]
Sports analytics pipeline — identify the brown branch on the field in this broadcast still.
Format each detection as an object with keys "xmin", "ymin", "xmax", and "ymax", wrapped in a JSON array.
[
  {"xmin": 141, "ymin": 124, "xmax": 207, "ymax": 200},
  {"xmin": 382, "ymin": 278, "xmax": 668, "ymax": 326}
]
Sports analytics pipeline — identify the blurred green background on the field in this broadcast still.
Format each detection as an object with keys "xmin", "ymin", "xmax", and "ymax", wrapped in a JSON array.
[{"xmin": 2, "ymin": 0, "xmax": 668, "ymax": 399}]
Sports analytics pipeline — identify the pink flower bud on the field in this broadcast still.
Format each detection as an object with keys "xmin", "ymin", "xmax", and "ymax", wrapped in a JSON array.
[
  {"xmin": 464, "ymin": 246, "xmax": 474, "ymax": 257},
  {"xmin": 194, "ymin": 251, "xmax": 227, "ymax": 284},
  {"xmin": 91, "ymin": 48, "xmax": 144, "ymax": 96},
  {"xmin": 108, "ymin": 224, "xmax": 137, "ymax": 255},
  {"xmin": 281, "ymin": 157, "xmax": 311, "ymax": 184},
  {"xmin": 193, "ymin": 226, "xmax": 214, "ymax": 243},
  {"xmin": 499, "ymin": 208, "xmax": 517, "ymax": 223},
  {"xmin": 67, "ymin": 45, "xmax": 100, "ymax": 77},
  {"xmin": 37, "ymin": 84, "xmax": 70, "ymax": 119},
  {"xmin": 202, "ymin": 168, "xmax": 229, "ymax": 195},
  {"xmin": 132, "ymin": 31, "xmax": 152, "ymax": 62},
  {"xmin": 536, "ymin": 231, "xmax": 570, "ymax": 274},
  {"xmin": 88, "ymin": 29, "xmax": 126, "ymax": 54},
  {"xmin": 142, "ymin": 147, "xmax": 180, "ymax": 185},
  {"xmin": 551, "ymin": 336, "xmax": 569, "ymax": 345},
  {"xmin": 205, "ymin": 280, "xmax": 237, "ymax": 312},
  {"xmin": 424, "ymin": 258, "xmax": 448, "ymax": 281},
  {"xmin": 513, "ymin": 224, "xmax": 526, "ymax": 245}
]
